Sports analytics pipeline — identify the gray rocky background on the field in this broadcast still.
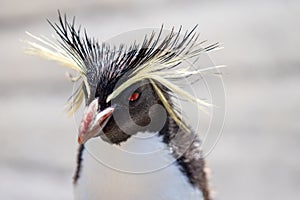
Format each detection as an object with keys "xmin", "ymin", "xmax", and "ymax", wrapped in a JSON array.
[{"xmin": 1, "ymin": 0, "xmax": 300, "ymax": 199}]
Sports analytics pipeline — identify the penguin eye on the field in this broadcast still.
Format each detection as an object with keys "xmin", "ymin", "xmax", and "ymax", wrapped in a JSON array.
[{"xmin": 129, "ymin": 92, "xmax": 140, "ymax": 102}]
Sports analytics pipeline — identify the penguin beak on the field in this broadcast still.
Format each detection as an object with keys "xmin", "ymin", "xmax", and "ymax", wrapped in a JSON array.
[{"xmin": 78, "ymin": 98, "xmax": 114, "ymax": 144}]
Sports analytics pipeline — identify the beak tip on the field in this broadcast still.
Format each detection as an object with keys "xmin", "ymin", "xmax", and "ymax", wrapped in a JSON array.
[{"xmin": 77, "ymin": 136, "xmax": 83, "ymax": 144}]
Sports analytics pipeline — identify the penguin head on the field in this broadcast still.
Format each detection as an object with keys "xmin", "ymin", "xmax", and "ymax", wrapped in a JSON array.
[{"xmin": 25, "ymin": 12, "xmax": 220, "ymax": 145}]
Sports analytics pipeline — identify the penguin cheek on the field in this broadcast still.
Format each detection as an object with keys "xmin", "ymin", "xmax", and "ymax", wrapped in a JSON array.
[{"xmin": 129, "ymin": 103, "xmax": 151, "ymax": 127}]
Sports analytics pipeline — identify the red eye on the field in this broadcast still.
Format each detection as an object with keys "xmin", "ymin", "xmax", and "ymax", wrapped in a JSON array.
[{"xmin": 129, "ymin": 92, "xmax": 140, "ymax": 102}]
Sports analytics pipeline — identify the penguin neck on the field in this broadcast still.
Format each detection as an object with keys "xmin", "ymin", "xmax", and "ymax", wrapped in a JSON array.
[
  {"xmin": 73, "ymin": 129, "xmax": 203, "ymax": 200},
  {"xmin": 73, "ymin": 114, "xmax": 185, "ymax": 183}
]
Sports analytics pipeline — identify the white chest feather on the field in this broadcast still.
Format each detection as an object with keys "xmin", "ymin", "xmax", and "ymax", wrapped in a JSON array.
[{"xmin": 74, "ymin": 132, "xmax": 203, "ymax": 200}]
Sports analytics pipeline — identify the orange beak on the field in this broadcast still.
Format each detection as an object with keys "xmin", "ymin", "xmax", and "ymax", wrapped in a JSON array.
[{"xmin": 77, "ymin": 98, "xmax": 114, "ymax": 144}]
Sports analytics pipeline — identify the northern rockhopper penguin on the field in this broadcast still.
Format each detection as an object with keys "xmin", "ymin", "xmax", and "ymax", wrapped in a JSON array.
[{"xmin": 25, "ymin": 12, "xmax": 222, "ymax": 200}]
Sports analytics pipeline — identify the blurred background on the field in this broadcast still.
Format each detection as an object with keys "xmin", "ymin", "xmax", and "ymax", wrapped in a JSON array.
[{"xmin": 1, "ymin": 0, "xmax": 300, "ymax": 199}]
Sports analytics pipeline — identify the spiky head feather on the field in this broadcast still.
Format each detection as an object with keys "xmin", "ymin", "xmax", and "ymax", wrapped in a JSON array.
[{"xmin": 25, "ymin": 12, "xmax": 223, "ymax": 131}]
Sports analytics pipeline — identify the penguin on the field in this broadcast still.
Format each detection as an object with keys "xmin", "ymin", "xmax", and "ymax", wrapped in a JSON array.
[{"xmin": 26, "ymin": 12, "xmax": 221, "ymax": 200}]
